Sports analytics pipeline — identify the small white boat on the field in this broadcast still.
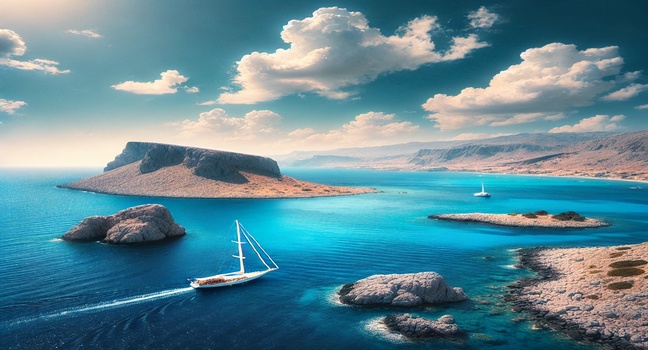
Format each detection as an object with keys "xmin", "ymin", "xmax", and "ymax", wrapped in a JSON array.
[
  {"xmin": 473, "ymin": 182, "xmax": 491, "ymax": 197},
  {"xmin": 189, "ymin": 220, "xmax": 278, "ymax": 289}
]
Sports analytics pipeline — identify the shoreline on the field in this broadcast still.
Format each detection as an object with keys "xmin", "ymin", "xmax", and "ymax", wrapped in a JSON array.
[
  {"xmin": 505, "ymin": 243, "xmax": 648, "ymax": 349},
  {"xmin": 429, "ymin": 213, "xmax": 610, "ymax": 229}
]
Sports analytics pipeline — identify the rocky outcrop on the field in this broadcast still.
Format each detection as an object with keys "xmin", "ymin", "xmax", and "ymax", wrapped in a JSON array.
[
  {"xmin": 104, "ymin": 142, "xmax": 281, "ymax": 182},
  {"xmin": 62, "ymin": 204, "xmax": 186, "ymax": 244},
  {"xmin": 382, "ymin": 314, "xmax": 464, "ymax": 340},
  {"xmin": 338, "ymin": 272, "xmax": 467, "ymax": 306},
  {"xmin": 505, "ymin": 243, "xmax": 648, "ymax": 349}
]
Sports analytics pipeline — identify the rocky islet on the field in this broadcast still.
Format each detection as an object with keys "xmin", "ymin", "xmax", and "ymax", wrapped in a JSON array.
[{"xmin": 61, "ymin": 204, "xmax": 186, "ymax": 244}]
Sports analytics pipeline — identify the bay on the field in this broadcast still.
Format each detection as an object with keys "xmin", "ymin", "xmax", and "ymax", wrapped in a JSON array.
[{"xmin": 1, "ymin": 168, "xmax": 646, "ymax": 349}]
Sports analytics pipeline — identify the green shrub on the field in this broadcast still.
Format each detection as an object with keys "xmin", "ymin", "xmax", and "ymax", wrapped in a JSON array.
[
  {"xmin": 551, "ymin": 211, "xmax": 586, "ymax": 221},
  {"xmin": 522, "ymin": 212, "xmax": 537, "ymax": 219},
  {"xmin": 609, "ymin": 260, "xmax": 648, "ymax": 268},
  {"xmin": 609, "ymin": 252, "xmax": 626, "ymax": 258},
  {"xmin": 607, "ymin": 281, "xmax": 633, "ymax": 290},
  {"xmin": 534, "ymin": 210, "xmax": 548, "ymax": 216},
  {"xmin": 585, "ymin": 294, "xmax": 599, "ymax": 300},
  {"xmin": 607, "ymin": 268, "xmax": 645, "ymax": 277},
  {"xmin": 615, "ymin": 247, "xmax": 632, "ymax": 250}
]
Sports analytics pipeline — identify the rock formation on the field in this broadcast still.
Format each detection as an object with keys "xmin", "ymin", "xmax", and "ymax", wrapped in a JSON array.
[
  {"xmin": 62, "ymin": 204, "xmax": 186, "ymax": 244},
  {"xmin": 382, "ymin": 314, "xmax": 464, "ymax": 340},
  {"xmin": 59, "ymin": 142, "xmax": 376, "ymax": 199},
  {"xmin": 338, "ymin": 272, "xmax": 467, "ymax": 306},
  {"xmin": 505, "ymin": 243, "xmax": 648, "ymax": 349},
  {"xmin": 104, "ymin": 142, "xmax": 281, "ymax": 181}
]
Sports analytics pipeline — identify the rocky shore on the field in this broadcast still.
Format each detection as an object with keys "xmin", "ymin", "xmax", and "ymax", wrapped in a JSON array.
[
  {"xmin": 505, "ymin": 243, "xmax": 648, "ymax": 349},
  {"xmin": 430, "ymin": 212, "xmax": 609, "ymax": 228}
]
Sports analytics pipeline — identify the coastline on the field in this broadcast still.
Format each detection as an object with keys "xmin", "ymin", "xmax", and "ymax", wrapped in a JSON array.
[
  {"xmin": 430, "ymin": 213, "xmax": 610, "ymax": 228},
  {"xmin": 505, "ymin": 243, "xmax": 648, "ymax": 349},
  {"xmin": 58, "ymin": 162, "xmax": 378, "ymax": 199}
]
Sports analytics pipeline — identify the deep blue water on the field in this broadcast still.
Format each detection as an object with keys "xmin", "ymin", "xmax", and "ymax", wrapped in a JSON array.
[{"xmin": 1, "ymin": 168, "xmax": 647, "ymax": 349}]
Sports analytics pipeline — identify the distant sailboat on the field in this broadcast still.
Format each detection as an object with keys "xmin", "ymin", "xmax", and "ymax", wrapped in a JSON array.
[
  {"xmin": 474, "ymin": 182, "xmax": 491, "ymax": 197},
  {"xmin": 189, "ymin": 220, "xmax": 278, "ymax": 289}
]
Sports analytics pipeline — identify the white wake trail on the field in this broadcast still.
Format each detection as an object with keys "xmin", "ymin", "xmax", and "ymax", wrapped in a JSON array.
[{"xmin": 7, "ymin": 287, "xmax": 194, "ymax": 326}]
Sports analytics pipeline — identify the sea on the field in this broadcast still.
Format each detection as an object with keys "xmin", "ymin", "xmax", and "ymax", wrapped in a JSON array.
[{"xmin": 1, "ymin": 168, "xmax": 647, "ymax": 350}]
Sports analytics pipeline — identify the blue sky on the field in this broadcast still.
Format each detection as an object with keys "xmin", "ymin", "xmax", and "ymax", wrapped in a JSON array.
[{"xmin": 1, "ymin": 0, "xmax": 647, "ymax": 166}]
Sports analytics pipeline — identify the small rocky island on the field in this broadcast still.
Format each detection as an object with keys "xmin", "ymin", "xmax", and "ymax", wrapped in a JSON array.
[
  {"xmin": 381, "ymin": 314, "xmax": 464, "ymax": 340},
  {"xmin": 61, "ymin": 204, "xmax": 186, "ymax": 244},
  {"xmin": 429, "ymin": 211, "xmax": 609, "ymax": 228},
  {"xmin": 338, "ymin": 272, "xmax": 467, "ymax": 306},
  {"xmin": 59, "ymin": 142, "xmax": 377, "ymax": 199},
  {"xmin": 505, "ymin": 242, "xmax": 648, "ymax": 349}
]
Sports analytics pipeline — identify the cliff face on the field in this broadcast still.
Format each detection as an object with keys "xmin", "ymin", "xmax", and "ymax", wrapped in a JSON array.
[{"xmin": 105, "ymin": 142, "xmax": 281, "ymax": 182}]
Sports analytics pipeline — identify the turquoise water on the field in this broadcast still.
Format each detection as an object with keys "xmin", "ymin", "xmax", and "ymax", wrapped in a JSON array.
[{"xmin": 1, "ymin": 168, "xmax": 647, "ymax": 349}]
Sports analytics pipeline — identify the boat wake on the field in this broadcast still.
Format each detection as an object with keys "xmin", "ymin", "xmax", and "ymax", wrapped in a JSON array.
[{"xmin": 6, "ymin": 287, "xmax": 194, "ymax": 327}]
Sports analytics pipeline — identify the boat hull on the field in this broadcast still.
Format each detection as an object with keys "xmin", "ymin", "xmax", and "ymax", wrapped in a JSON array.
[{"xmin": 190, "ymin": 269, "xmax": 275, "ymax": 289}]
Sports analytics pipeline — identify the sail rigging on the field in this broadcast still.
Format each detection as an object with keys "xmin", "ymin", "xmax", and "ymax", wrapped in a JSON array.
[{"xmin": 189, "ymin": 220, "xmax": 278, "ymax": 289}]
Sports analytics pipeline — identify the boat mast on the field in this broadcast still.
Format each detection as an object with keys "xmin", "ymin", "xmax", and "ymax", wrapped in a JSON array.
[
  {"xmin": 235, "ymin": 220, "xmax": 245, "ymax": 274},
  {"xmin": 482, "ymin": 182, "xmax": 485, "ymax": 193}
]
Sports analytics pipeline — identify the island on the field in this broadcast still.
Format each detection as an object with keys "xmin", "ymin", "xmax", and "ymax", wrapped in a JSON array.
[
  {"xmin": 338, "ymin": 272, "xmax": 467, "ymax": 307},
  {"xmin": 381, "ymin": 314, "xmax": 464, "ymax": 340},
  {"xmin": 61, "ymin": 204, "xmax": 186, "ymax": 244},
  {"xmin": 58, "ymin": 142, "xmax": 377, "ymax": 198},
  {"xmin": 429, "ymin": 211, "xmax": 609, "ymax": 228},
  {"xmin": 505, "ymin": 242, "xmax": 648, "ymax": 349}
]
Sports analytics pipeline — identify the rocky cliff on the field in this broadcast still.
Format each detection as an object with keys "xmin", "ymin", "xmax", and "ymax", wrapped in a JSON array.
[{"xmin": 105, "ymin": 142, "xmax": 281, "ymax": 182}]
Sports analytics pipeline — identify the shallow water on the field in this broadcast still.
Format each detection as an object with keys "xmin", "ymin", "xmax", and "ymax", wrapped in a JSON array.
[{"xmin": 1, "ymin": 168, "xmax": 646, "ymax": 349}]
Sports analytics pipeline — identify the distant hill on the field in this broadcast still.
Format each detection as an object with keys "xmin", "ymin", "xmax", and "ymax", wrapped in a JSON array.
[
  {"xmin": 59, "ymin": 142, "xmax": 376, "ymax": 198},
  {"xmin": 280, "ymin": 131, "xmax": 648, "ymax": 182}
]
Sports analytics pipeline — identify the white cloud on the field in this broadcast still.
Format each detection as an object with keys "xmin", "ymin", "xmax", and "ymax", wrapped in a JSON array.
[
  {"xmin": 601, "ymin": 83, "xmax": 648, "ymax": 101},
  {"xmin": 112, "ymin": 70, "xmax": 192, "ymax": 95},
  {"xmin": 468, "ymin": 7, "xmax": 499, "ymax": 29},
  {"xmin": 284, "ymin": 112, "xmax": 419, "ymax": 148},
  {"xmin": 67, "ymin": 29, "xmax": 102, "ymax": 39},
  {"xmin": 423, "ymin": 43, "xmax": 629, "ymax": 130},
  {"xmin": 168, "ymin": 108, "xmax": 281, "ymax": 141},
  {"xmin": 0, "ymin": 29, "xmax": 26, "ymax": 57},
  {"xmin": 636, "ymin": 104, "xmax": 648, "ymax": 110},
  {"xmin": 0, "ymin": 29, "xmax": 69, "ymax": 74},
  {"xmin": 198, "ymin": 100, "xmax": 216, "ymax": 106},
  {"xmin": 548, "ymin": 115, "xmax": 625, "ymax": 133},
  {"xmin": 184, "ymin": 86, "xmax": 200, "ymax": 93},
  {"xmin": 0, "ymin": 99, "xmax": 27, "ymax": 114},
  {"xmin": 218, "ymin": 7, "xmax": 489, "ymax": 104}
]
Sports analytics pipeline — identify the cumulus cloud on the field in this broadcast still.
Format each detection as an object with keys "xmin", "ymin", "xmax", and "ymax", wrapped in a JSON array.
[
  {"xmin": 218, "ymin": 7, "xmax": 490, "ymax": 104},
  {"xmin": 67, "ymin": 29, "xmax": 102, "ymax": 39},
  {"xmin": 0, "ymin": 99, "xmax": 27, "ymax": 114},
  {"xmin": 284, "ymin": 112, "xmax": 418, "ymax": 148},
  {"xmin": 423, "ymin": 43, "xmax": 630, "ymax": 130},
  {"xmin": 548, "ymin": 115, "xmax": 625, "ymax": 133},
  {"xmin": 601, "ymin": 83, "xmax": 648, "ymax": 101},
  {"xmin": 112, "ymin": 70, "xmax": 197, "ymax": 95},
  {"xmin": 636, "ymin": 104, "xmax": 648, "ymax": 110},
  {"xmin": 168, "ymin": 108, "xmax": 281, "ymax": 141},
  {"xmin": 0, "ymin": 29, "xmax": 69, "ymax": 74},
  {"xmin": 468, "ymin": 7, "xmax": 499, "ymax": 29}
]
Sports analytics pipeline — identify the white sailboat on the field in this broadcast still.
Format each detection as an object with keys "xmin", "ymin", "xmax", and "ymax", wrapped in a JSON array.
[
  {"xmin": 473, "ymin": 182, "xmax": 491, "ymax": 197},
  {"xmin": 189, "ymin": 220, "xmax": 278, "ymax": 289}
]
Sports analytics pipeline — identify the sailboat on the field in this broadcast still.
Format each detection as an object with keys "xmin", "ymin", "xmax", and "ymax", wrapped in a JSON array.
[
  {"xmin": 189, "ymin": 220, "xmax": 278, "ymax": 289},
  {"xmin": 473, "ymin": 182, "xmax": 491, "ymax": 197}
]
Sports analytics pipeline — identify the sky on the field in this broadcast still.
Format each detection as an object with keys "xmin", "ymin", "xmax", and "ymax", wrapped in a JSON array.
[{"xmin": 1, "ymin": 0, "xmax": 647, "ymax": 167}]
